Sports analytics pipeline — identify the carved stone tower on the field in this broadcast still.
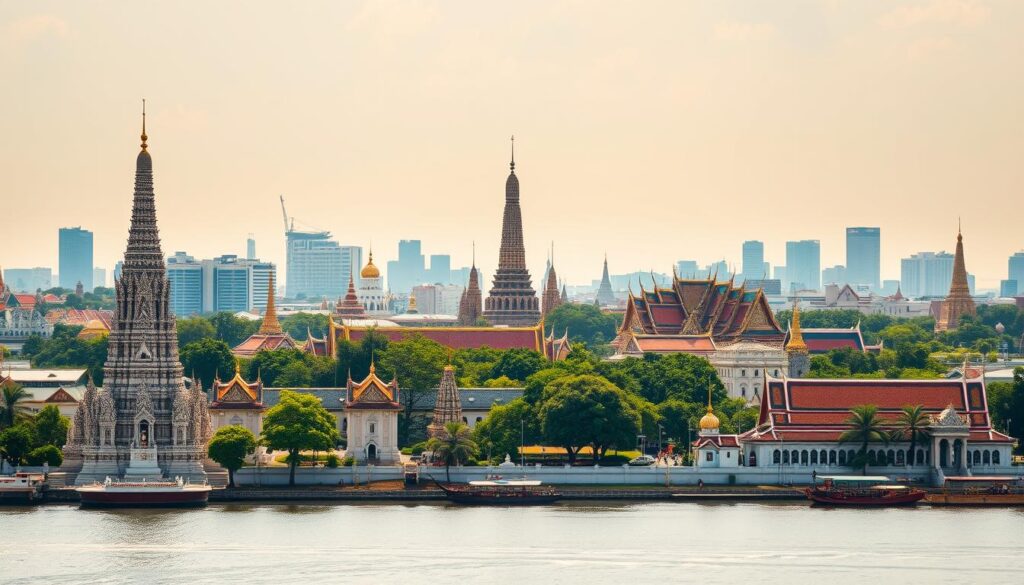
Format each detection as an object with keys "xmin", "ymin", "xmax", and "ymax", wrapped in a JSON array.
[
  {"xmin": 63, "ymin": 104, "xmax": 210, "ymax": 484},
  {"xmin": 542, "ymin": 245, "xmax": 562, "ymax": 317},
  {"xmin": 427, "ymin": 365, "xmax": 462, "ymax": 438},
  {"xmin": 457, "ymin": 248, "xmax": 483, "ymax": 325},
  {"xmin": 596, "ymin": 254, "xmax": 615, "ymax": 306},
  {"xmin": 483, "ymin": 137, "xmax": 541, "ymax": 325},
  {"xmin": 935, "ymin": 225, "xmax": 976, "ymax": 332}
]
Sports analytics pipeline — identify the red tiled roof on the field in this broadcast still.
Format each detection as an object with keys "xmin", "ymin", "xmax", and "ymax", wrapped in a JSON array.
[
  {"xmin": 232, "ymin": 333, "xmax": 299, "ymax": 357},
  {"xmin": 694, "ymin": 435, "xmax": 740, "ymax": 448},
  {"xmin": 788, "ymin": 381, "xmax": 964, "ymax": 410},
  {"xmin": 633, "ymin": 336, "xmax": 716, "ymax": 353}
]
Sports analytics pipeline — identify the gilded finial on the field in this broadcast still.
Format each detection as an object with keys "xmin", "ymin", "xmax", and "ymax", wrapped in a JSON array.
[
  {"xmin": 510, "ymin": 135, "xmax": 515, "ymax": 171},
  {"xmin": 234, "ymin": 360, "xmax": 241, "ymax": 376},
  {"xmin": 140, "ymin": 98, "xmax": 148, "ymax": 151}
]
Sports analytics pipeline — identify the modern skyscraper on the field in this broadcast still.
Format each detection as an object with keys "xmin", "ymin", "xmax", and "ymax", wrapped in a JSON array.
[
  {"xmin": 2, "ymin": 267, "xmax": 52, "ymax": 292},
  {"xmin": 246, "ymin": 235, "xmax": 256, "ymax": 261},
  {"xmin": 285, "ymin": 230, "xmax": 345, "ymax": 300},
  {"xmin": 113, "ymin": 261, "xmax": 123, "ymax": 282},
  {"xmin": 1008, "ymin": 252, "xmax": 1024, "ymax": 293},
  {"xmin": 483, "ymin": 138, "xmax": 540, "ymax": 325},
  {"xmin": 167, "ymin": 252, "xmax": 276, "ymax": 316},
  {"xmin": 427, "ymin": 254, "xmax": 452, "ymax": 285},
  {"xmin": 59, "ymin": 227, "xmax": 94, "ymax": 291},
  {"xmin": 675, "ymin": 260, "xmax": 699, "ymax": 278},
  {"xmin": 785, "ymin": 240, "xmax": 820, "ymax": 291},
  {"xmin": 741, "ymin": 240, "xmax": 765, "ymax": 282},
  {"xmin": 387, "ymin": 239, "xmax": 427, "ymax": 295},
  {"xmin": 92, "ymin": 268, "xmax": 107, "ymax": 289},
  {"xmin": 900, "ymin": 252, "xmax": 954, "ymax": 298},
  {"xmin": 64, "ymin": 108, "xmax": 209, "ymax": 483},
  {"xmin": 1000, "ymin": 280, "xmax": 1018, "ymax": 298},
  {"xmin": 846, "ymin": 227, "xmax": 881, "ymax": 291},
  {"xmin": 167, "ymin": 252, "xmax": 204, "ymax": 316},
  {"xmin": 821, "ymin": 265, "xmax": 846, "ymax": 286}
]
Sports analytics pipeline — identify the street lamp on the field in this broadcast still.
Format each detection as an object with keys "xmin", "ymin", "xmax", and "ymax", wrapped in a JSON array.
[{"xmin": 520, "ymin": 419, "xmax": 525, "ymax": 468}]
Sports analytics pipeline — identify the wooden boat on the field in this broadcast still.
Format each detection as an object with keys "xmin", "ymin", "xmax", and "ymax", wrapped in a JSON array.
[
  {"xmin": 0, "ymin": 472, "xmax": 46, "ymax": 504},
  {"xmin": 804, "ymin": 475, "xmax": 925, "ymax": 506},
  {"xmin": 434, "ymin": 477, "xmax": 562, "ymax": 505},
  {"xmin": 76, "ymin": 476, "xmax": 212, "ymax": 508},
  {"xmin": 926, "ymin": 476, "xmax": 1024, "ymax": 506}
]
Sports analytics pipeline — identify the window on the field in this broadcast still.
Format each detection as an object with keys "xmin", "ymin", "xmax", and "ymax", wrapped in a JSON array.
[
  {"xmin": 741, "ymin": 369, "xmax": 746, "ymax": 377},
  {"xmin": 369, "ymin": 423, "xmax": 376, "ymax": 434},
  {"xmin": 705, "ymin": 452, "xmax": 714, "ymax": 462},
  {"xmin": 754, "ymin": 370, "xmax": 759, "ymax": 377},
  {"xmin": 726, "ymin": 452, "xmax": 731, "ymax": 459},
  {"xmin": 828, "ymin": 450, "xmax": 836, "ymax": 465},
  {"xmin": 993, "ymin": 451, "xmax": 1000, "ymax": 465},
  {"xmin": 983, "ymin": 450, "xmax": 991, "ymax": 465},
  {"xmin": 838, "ymin": 450, "xmax": 847, "ymax": 466},
  {"xmin": 773, "ymin": 450, "xmax": 781, "ymax": 464},
  {"xmin": 810, "ymin": 450, "xmax": 818, "ymax": 465},
  {"xmin": 782, "ymin": 451, "xmax": 790, "ymax": 464}
]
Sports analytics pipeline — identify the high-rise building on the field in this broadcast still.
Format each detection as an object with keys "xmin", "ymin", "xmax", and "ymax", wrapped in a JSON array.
[
  {"xmin": 92, "ymin": 267, "xmax": 107, "ymax": 289},
  {"xmin": 246, "ymin": 235, "xmax": 256, "ymax": 261},
  {"xmin": 427, "ymin": 254, "xmax": 452, "ymax": 285},
  {"xmin": 846, "ymin": 227, "xmax": 881, "ymax": 291},
  {"xmin": 821, "ymin": 265, "xmax": 846, "ymax": 286},
  {"xmin": 675, "ymin": 260, "xmax": 699, "ymax": 278},
  {"xmin": 900, "ymin": 252, "xmax": 954, "ymax": 298},
  {"xmin": 387, "ymin": 239, "xmax": 427, "ymax": 295},
  {"xmin": 59, "ymin": 227, "xmax": 94, "ymax": 291},
  {"xmin": 483, "ymin": 138, "xmax": 540, "ymax": 325},
  {"xmin": 1008, "ymin": 252, "xmax": 1024, "ymax": 293},
  {"xmin": 999, "ymin": 280, "xmax": 1018, "ymax": 298},
  {"xmin": 741, "ymin": 241, "xmax": 765, "ymax": 282},
  {"xmin": 412, "ymin": 283, "xmax": 464, "ymax": 315},
  {"xmin": 113, "ymin": 261, "xmax": 123, "ymax": 283},
  {"xmin": 785, "ymin": 240, "xmax": 820, "ymax": 292},
  {"xmin": 285, "ymin": 230, "xmax": 345, "ymax": 300},
  {"xmin": 64, "ymin": 109, "xmax": 209, "ymax": 484},
  {"xmin": 2, "ymin": 267, "xmax": 52, "ymax": 292},
  {"xmin": 167, "ymin": 252, "xmax": 276, "ymax": 316}
]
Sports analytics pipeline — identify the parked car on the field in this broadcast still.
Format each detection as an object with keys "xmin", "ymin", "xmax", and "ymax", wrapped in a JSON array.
[{"xmin": 628, "ymin": 455, "xmax": 656, "ymax": 467}]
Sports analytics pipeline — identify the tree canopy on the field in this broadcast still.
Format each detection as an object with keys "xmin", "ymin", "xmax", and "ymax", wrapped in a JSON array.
[
  {"xmin": 261, "ymin": 390, "xmax": 340, "ymax": 486},
  {"xmin": 208, "ymin": 425, "xmax": 258, "ymax": 487}
]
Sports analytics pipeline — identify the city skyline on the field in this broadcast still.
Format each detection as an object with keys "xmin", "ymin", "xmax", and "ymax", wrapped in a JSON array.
[{"xmin": 3, "ymin": 2, "xmax": 1024, "ymax": 289}]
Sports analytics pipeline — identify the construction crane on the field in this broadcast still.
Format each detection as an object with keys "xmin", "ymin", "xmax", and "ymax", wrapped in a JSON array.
[{"xmin": 279, "ymin": 195, "xmax": 293, "ymax": 233}]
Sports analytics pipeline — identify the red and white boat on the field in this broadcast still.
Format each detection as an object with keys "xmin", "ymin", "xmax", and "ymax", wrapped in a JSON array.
[
  {"xmin": 804, "ymin": 475, "xmax": 926, "ymax": 506},
  {"xmin": 0, "ymin": 472, "xmax": 46, "ymax": 504},
  {"xmin": 77, "ymin": 476, "xmax": 212, "ymax": 508}
]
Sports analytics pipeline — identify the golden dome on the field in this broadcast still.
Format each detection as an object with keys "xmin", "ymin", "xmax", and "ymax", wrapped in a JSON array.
[
  {"xmin": 699, "ymin": 406, "xmax": 720, "ymax": 431},
  {"xmin": 361, "ymin": 251, "xmax": 380, "ymax": 279}
]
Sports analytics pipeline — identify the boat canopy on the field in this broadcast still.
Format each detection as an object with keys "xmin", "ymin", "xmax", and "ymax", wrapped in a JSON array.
[
  {"xmin": 817, "ymin": 475, "xmax": 892, "ymax": 483},
  {"xmin": 944, "ymin": 476, "xmax": 1023, "ymax": 482}
]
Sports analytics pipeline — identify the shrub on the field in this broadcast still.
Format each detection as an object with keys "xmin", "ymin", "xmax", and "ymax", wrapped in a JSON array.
[
  {"xmin": 400, "ymin": 447, "xmax": 413, "ymax": 455},
  {"xmin": 341, "ymin": 456, "xmax": 354, "ymax": 467},
  {"xmin": 410, "ymin": 441, "xmax": 428, "ymax": 456},
  {"xmin": 26, "ymin": 445, "xmax": 63, "ymax": 467},
  {"xmin": 325, "ymin": 454, "xmax": 341, "ymax": 468}
]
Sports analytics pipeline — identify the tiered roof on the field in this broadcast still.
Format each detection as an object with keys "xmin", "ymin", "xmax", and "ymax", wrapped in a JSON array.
[
  {"xmin": 210, "ymin": 365, "xmax": 263, "ymax": 410},
  {"xmin": 782, "ymin": 323, "xmax": 880, "ymax": 354},
  {"xmin": 742, "ymin": 374, "xmax": 1013, "ymax": 445},
  {"xmin": 614, "ymin": 274, "xmax": 783, "ymax": 355},
  {"xmin": 232, "ymin": 272, "xmax": 300, "ymax": 357},
  {"xmin": 345, "ymin": 363, "xmax": 401, "ymax": 411}
]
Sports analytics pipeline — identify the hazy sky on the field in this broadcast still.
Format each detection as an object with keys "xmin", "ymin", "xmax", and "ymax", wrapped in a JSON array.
[{"xmin": 2, "ymin": 1, "xmax": 1022, "ymax": 290}]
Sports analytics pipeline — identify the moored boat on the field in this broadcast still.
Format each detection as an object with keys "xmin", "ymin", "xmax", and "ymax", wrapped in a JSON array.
[
  {"xmin": 76, "ymin": 476, "xmax": 212, "ymax": 508},
  {"xmin": 926, "ymin": 476, "xmax": 1024, "ymax": 506},
  {"xmin": 804, "ymin": 475, "xmax": 925, "ymax": 506},
  {"xmin": 435, "ymin": 476, "xmax": 562, "ymax": 505},
  {"xmin": 0, "ymin": 472, "xmax": 46, "ymax": 504}
]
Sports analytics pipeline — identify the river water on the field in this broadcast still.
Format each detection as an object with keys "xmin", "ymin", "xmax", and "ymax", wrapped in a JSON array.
[{"xmin": 2, "ymin": 502, "xmax": 1021, "ymax": 584}]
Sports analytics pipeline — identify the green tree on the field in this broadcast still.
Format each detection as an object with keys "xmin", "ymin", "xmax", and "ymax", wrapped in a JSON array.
[
  {"xmin": 280, "ymin": 313, "xmax": 329, "ymax": 341},
  {"xmin": 246, "ymin": 349, "xmax": 335, "ymax": 388},
  {"xmin": 177, "ymin": 316, "xmax": 217, "ymax": 347},
  {"xmin": 839, "ymin": 405, "xmax": 889, "ymax": 474},
  {"xmin": 425, "ymin": 422, "xmax": 479, "ymax": 483},
  {"xmin": 336, "ymin": 329, "xmax": 390, "ymax": 382},
  {"xmin": 277, "ymin": 361, "xmax": 313, "ymax": 387},
  {"xmin": 20, "ymin": 335, "xmax": 45, "ymax": 357},
  {"xmin": 33, "ymin": 405, "xmax": 69, "ymax": 448},
  {"xmin": 180, "ymin": 338, "xmax": 236, "ymax": 389},
  {"xmin": 26, "ymin": 445, "xmax": 63, "ymax": 467},
  {"xmin": 987, "ymin": 367, "xmax": 1024, "ymax": 453},
  {"xmin": 893, "ymin": 405, "xmax": 930, "ymax": 466},
  {"xmin": 473, "ymin": 398, "xmax": 538, "ymax": 463},
  {"xmin": 208, "ymin": 425, "xmax": 258, "ymax": 487},
  {"xmin": 1, "ymin": 384, "xmax": 31, "ymax": 429},
  {"xmin": 488, "ymin": 348, "xmax": 545, "ymax": 382},
  {"xmin": 602, "ymin": 353, "xmax": 725, "ymax": 405},
  {"xmin": 29, "ymin": 324, "xmax": 108, "ymax": 384},
  {"xmin": 208, "ymin": 312, "xmax": 260, "ymax": 346},
  {"xmin": 539, "ymin": 374, "xmax": 640, "ymax": 463},
  {"xmin": 0, "ymin": 423, "xmax": 36, "ymax": 466},
  {"xmin": 260, "ymin": 390, "xmax": 340, "ymax": 486},
  {"xmin": 545, "ymin": 303, "xmax": 620, "ymax": 348},
  {"xmin": 378, "ymin": 334, "xmax": 448, "ymax": 446}
]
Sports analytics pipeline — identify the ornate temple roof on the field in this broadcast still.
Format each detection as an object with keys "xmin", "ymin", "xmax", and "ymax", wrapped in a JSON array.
[
  {"xmin": 784, "ymin": 303, "xmax": 807, "ymax": 353},
  {"xmin": 935, "ymin": 225, "xmax": 977, "ymax": 332},
  {"xmin": 210, "ymin": 364, "xmax": 263, "ymax": 409},
  {"xmin": 334, "ymin": 272, "xmax": 368, "ymax": 318},
  {"xmin": 345, "ymin": 363, "xmax": 401, "ymax": 411},
  {"xmin": 233, "ymin": 273, "xmax": 300, "ymax": 357},
  {"xmin": 742, "ymin": 372, "xmax": 1013, "ymax": 444}
]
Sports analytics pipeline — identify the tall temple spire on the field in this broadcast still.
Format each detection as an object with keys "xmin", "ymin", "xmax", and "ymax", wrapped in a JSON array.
[
  {"xmin": 258, "ymin": 271, "xmax": 283, "ymax": 335},
  {"xmin": 935, "ymin": 222, "xmax": 976, "ymax": 331},
  {"xmin": 334, "ymin": 270, "xmax": 367, "ymax": 318},
  {"xmin": 785, "ymin": 302, "xmax": 807, "ymax": 353},
  {"xmin": 458, "ymin": 243, "xmax": 483, "ymax": 325},
  {"xmin": 483, "ymin": 137, "xmax": 540, "ymax": 325},
  {"xmin": 140, "ymin": 98, "xmax": 148, "ymax": 151},
  {"xmin": 596, "ymin": 253, "xmax": 615, "ymax": 306},
  {"xmin": 124, "ymin": 99, "xmax": 164, "ymax": 272},
  {"xmin": 427, "ymin": 363, "xmax": 462, "ymax": 438},
  {"xmin": 542, "ymin": 243, "xmax": 562, "ymax": 317}
]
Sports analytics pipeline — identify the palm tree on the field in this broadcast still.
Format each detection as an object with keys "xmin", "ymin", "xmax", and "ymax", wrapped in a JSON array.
[
  {"xmin": 839, "ymin": 404, "xmax": 889, "ymax": 475},
  {"xmin": 0, "ymin": 384, "xmax": 31, "ymax": 429},
  {"xmin": 893, "ymin": 405, "xmax": 930, "ymax": 467},
  {"xmin": 425, "ymin": 422, "xmax": 479, "ymax": 483}
]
